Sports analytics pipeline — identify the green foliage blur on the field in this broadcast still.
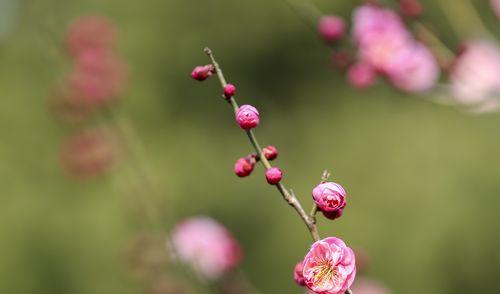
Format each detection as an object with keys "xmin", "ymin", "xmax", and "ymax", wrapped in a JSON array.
[{"xmin": 1, "ymin": 0, "xmax": 499, "ymax": 293}]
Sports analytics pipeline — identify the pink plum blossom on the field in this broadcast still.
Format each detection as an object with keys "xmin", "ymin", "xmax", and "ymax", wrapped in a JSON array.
[
  {"xmin": 318, "ymin": 16, "xmax": 346, "ymax": 42},
  {"xmin": 65, "ymin": 14, "xmax": 117, "ymax": 57},
  {"xmin": 235, "ymin": 104, "xmax": 260, "ymax": 130},
  {"xmin": 302, "ymin": 237, "xmax": 356, "ymax": 294},
  {"xmin": 450, "ymin": 40, "xmax": 500, "ymax": 110},
  {"xmin": 347, "ymin": 63, "xmax": 376, "ymax": 89},
  {"xmin": 351, "ymin": 278, "xmax": 391, "ymax": 294},
  {"xmin": 386, "ymin": 42, "xmax": 439, "ymax": 92},
  {"xmin": 312, "ymin": 182, "xmax": 346, "ymax": 213},
  {"xmin": 171, "ymin": 216, "xmax": 242, "ymax": 280},
  {"xmin": 352, "ymin": 4, "xmax": 412, "ymax": 73}
]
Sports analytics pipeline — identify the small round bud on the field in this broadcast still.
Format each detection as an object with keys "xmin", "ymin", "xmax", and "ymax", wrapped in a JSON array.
[
  {"xmin": 399, "ymin": 0, "xmax": 423, "ymax": 18},
  {"xmin": 265, "ymin": 167, "xmax": 283, "ymax": 185},
  {"xmin": 318, "ymin": 15, "xmax": 346, "ymax": 42},
  {"xmin": 235, "ymin": 104, "xmax": 260, "ymax": 130},
  {"xmin": 312, "ymin": 182, "xmax": 346, "ymax": 212},
  {"xmin": 347, "ymin": 63, "xmax": 376, "ymax": 89},
  {"xmin": 262, "ymin": 145, "xmax": 278, "ymax": 161},
  {"xmin": 223, "ymin": 84, "xmax": 236, "ymax": 99},
  {"xmin": 191, "ymin": 65, "xmax": 215, "ymax": 81},
  {"xmin": 234, "ymin": 157, "xmax": 254, "ymax": 177},
  {"xmin": 293, "ymin": 261, "xmax": 306, "ymax": 286},
  {"xmin": 322, "ymin": 208, "xmax": 344, "ymax": 220}
]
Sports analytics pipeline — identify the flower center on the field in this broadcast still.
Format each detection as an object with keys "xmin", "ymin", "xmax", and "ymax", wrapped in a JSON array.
[{"xmin": 313, "ymin": 259, "xmax": 337, "ymax": 288}]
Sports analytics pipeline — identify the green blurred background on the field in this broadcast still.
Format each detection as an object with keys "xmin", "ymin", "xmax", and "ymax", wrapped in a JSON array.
[{"xmin": 1, "ymin": 0, "xmax": 500, "ymax": 293}]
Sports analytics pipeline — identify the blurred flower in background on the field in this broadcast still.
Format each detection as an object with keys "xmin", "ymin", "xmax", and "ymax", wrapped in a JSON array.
[
  {"xmin": 449, "ymin": 40, "xmax": 500, "ymax": 113},
  {"xmin": 170, "ymin": 216, "xmax": 242, "ymax": 280}
]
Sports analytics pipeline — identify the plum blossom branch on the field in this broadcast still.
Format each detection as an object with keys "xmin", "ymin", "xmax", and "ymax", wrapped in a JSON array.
[{"xmin": 204, "ymin": 47, "xmax": 321, "ymax": 242}]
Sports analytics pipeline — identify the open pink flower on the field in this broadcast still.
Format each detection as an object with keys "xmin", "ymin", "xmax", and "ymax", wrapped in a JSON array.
[
  {"xmin": 386, "ymin": 42, "xmax": 439, "ymax": 92},
  {"xmin": 235, "ymin": 104, "xmax": 260, "ymax": 130},
  {"xmin": 450, "ymin": 40, "xmax": 500, "ymax": 109},
  {"xmin": 312, "ymin": 182, "xmax": 346, "ymax": 213},
  {"xmin": 302, "ymin": 237, "xmax": 356, "ymax": 294},
  {"xmin": 352, "ymin": 5, "xmax": 412, "ymax": 73},
  {"xmin": 171, "ymin": 217, "xmax": 242, "ymax": 280}
]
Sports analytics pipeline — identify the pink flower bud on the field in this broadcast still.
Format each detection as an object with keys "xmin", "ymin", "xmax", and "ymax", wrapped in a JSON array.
[
  {"xmin": 262, "ymin": 145, "xmax": 278, "ymax": 161},
  {"xmin": 347, "ymin": 63, "xmax": 376, "ymax": 89},
  {"xmin": 235, "ymin": 104, "xmax": 260, "ymax": 130},
  {"xmin": 302, "ymin": 237, "xmax": 356, "ymax": 293},
  {"xmin": 318, "ymin": 15, "xmax": 346, "ymax": 42},
  {"xmin": 234, "ymin": 157, "xmax": 254, "ymax": 177},
  {"xmin": 191, "ymin": 65, "xmax": 215, "ymax": 81},
  {"xmin": 224, "ymin": 84, "xmax": 236, "ymax": 99},
  {"xmin": 293, "ymin": 261, "xmax": 306, "ymax": 286},
  {"xmin": 312, "ymin": 182, "xmax": 346, "ymax": 212},
  {"xmin": 322, "ymin": 208, "xmax": 344, "ymax": 220},
  {"xmin": 265, "ymin": 167, "xmax": 283, "ymax": 185},
  {"xmin": 399, "ymin": 0, "xmax": 423, "ymax": 18}
]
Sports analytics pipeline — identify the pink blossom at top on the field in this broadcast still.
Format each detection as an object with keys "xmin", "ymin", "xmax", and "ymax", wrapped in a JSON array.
[
  {"xmin": 235, "ymin": 104, "xmax": 260, "ymax": 130},
  {"xmin": 65, "ymin": 14, "xmax": 117, "ymax": 57},
  {"xmin": 351, "ymin": 278, "xmax": 391, "ymax": 294},
  {"xmin": 347, "ymin": 63, "xmax": 376, "ymax": 89},
  {"xmin": 492, "ymin": 0, "xmax": 500, "ymax": 19},
  {"xmin": 171, "ymin": 216, "xmax": 242, "ymax": 280},
  {"xmin": 294, "ymin": 261, "xmax": 306, "ymax": 286},
  {"xmin": 386, "ymin": 42, "xmax": 439, "ymax": 92},
  {"xmin": 302, "ymin": 237, "xmax": 356, "ymax": 294},
  {"xmin": 312, "ymin": 182, "xmax": 346, "ymax": 213},
  {"xmin": 352, "ymin": 4, "xmax": 412, "ymax": 73},
  {"xmin": 318, "ymin": 15, "xmax": 346, "ymax": 42},
  {"xmin": 450, "ymin": 40, "xmax": 500, "ymax": 109}
]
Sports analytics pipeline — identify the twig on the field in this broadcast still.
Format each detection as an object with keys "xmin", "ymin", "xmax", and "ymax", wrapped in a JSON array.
[{"xmin": 204, "ymin": 47, "xmax": 320, "ymax": 242}]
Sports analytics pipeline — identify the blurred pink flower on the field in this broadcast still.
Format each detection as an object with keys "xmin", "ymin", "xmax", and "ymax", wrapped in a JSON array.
[
  {"xmin": 235, "ymin": 104, "xmax": 260, "ymax": 130},
  {"xmin": 312, "ymin": 182, "xmax": 346, "ymax": 213},
  {"xmin": 60, "ymin": 129, "xmax": 116, "ymax": 179},
  {"xmin": 352, "ymin": 4, "xmax": 412, "ymax": 73},
  {"xmin": 69, "ymin": 50, "xmax": 128, "ymax": 106},
  {"xmin": 492, "ymin": 0, "xmax": 500, "ymax": 19},
  {"xmin": 351, "ymin": 278, "xmax": 391, "ymax": 294},
  {"xmin": 450, "ymin": 40, "xmax": 500, "ymax": 109},
  {"xmin": 386, "ymin": 42, "xmax": 439, "ymax": 92},
  {"xmin": 347, "ymin": 63, "xmax": 376, "ymax": 89},
  {"xmin": 171, "ymin": 217, "xmax": 242, "ymax": 280},
  {"xmin": 302, "ymin": 237, "xmax": 356, "ymax": 294},
  {"xmin": 65, "ymin": 14, "xmax": 117, "ymax": 57}
]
